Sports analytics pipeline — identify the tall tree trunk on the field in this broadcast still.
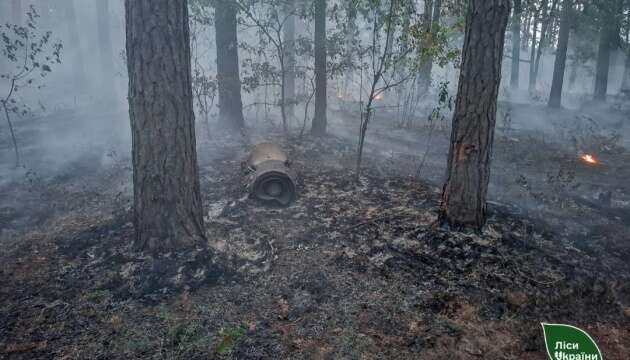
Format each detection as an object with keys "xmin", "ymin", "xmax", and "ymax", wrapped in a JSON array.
[
  {"xmin": 568, "ymin": 58, "xmax": 578, "ymax": 90},
  {"xmin": 548, "ymin": 0, "xmax": 571, "ymax": 108},
  {"xmin": 593, "ymin": 4, "xmax": 621, "ymax": 101},
  {"xmin": 97, "ymin": 0, "xmax": 116, "ymax": 99},
  {"xmin": 440, "ymin": 0, "xmax": 510, "ymax": 229},
  {"xmin": 311, "ymin": 0, "xmax": 327, "ymax": 136},
  {"xmin": 417, "ymin": 0, "xmax": 435, "ymax": 96},
  {"xmin": 510, "ymin": 0, "xmax": 522, "ymax": 88},
  {"xmin": 522, "ymin": 9, "xmax": 531, "ymax": 50},
  {"xmin": 532, "ymin": 0, "xmax": 558, "ymax": 88},
  {"xmin": 528, "ymin": 0, "xmax": 546, "ymax": 92},
  {"xmin": 283, "ymin": 0, "xmax": 296, "ymax": 121},
  {"xmin": 423, "ymin": 0, "xmax": 442, "ymax": 91},
  {"xmin": 125, "ymin": 0, "xmax": 206, "ymax": 253},
  {"xmin": 215, "ymin": 0, "xmax": 245, "ymax": 131}
]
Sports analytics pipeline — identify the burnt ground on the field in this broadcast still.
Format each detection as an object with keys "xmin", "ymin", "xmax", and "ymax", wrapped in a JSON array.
[{"xmin": 1, "ymin": 102, "xmax": 630, "ymax": 359}]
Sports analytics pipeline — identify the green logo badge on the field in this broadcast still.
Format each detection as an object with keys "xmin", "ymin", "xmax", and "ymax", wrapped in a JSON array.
[{"xmin": 541, "ymin": 323, "xmax": 603, "ymax": 360}]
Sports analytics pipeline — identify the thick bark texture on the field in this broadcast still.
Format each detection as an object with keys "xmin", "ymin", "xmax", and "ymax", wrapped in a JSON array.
[
  {"xmin": 440, "ymin": 0, "xmax": 510, "ymax": 229},
  {"xmin": 283, "ymin": 0, "xmax": 296, "ymax": 120},
  {"xmin": 311, "ymin": 0, "xmax": 327, "ymax": 136},
  {"xmin": 510, "ymin": 0, "xmax": 522, "ymax": 88},
  {"xmin": 548, "ymin": 0, "xmax": 571, "ymax": 108},
  {"xmin": 215, "ymin": 0, "xmax": 245, "ymax": 131},
  {"xmin": 125, "ymin": 0, "xmax": 206, "ymax": 253}
]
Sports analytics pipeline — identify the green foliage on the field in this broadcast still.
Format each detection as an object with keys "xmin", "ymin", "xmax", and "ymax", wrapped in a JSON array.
[
  {"xmin": 155, "ymin": 304, "xmax": 216, "ymax": 357},
  {"xmin": 409, "ymin": 22, "xmax": 461, "ymax": 69},
  {"xmin": 429, "ymin": 81, "xmax": 454, "ymax": 122},
  {"xmin": 1, "ymin": 5, "xmax": 62, "ymax": 114},
  {"xmin": 1, "ymin": 5, "xmax": 62, "ymax": 166},
  {"xmin": 212, "ymin": 326, "xmax": 246, "ymax": 355}
]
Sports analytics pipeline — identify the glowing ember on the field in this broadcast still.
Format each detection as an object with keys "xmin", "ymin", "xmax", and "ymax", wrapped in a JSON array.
[{"xmin": 580, "ymin": 154, "xmax": 598, "ymax": 164}]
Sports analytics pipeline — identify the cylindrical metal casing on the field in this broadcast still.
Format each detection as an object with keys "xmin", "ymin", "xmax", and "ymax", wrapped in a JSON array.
[{"xmin": 245, "ymin": 143, "xmax": 297, "ymax": 206}]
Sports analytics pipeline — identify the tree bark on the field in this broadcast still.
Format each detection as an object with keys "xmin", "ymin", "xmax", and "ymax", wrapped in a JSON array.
[
  {"xmin": 440, "ymin": 0, "xmax": 510, "ymax": 229},
  {"xmin": 311, "ymin": 0, "xmax": 327, "ymax": 136},
  {"xmin": 548, "ymin": 0, "xmax": 571, "ymax": 108},
  {"xmin": 97, "ymin": 0, "xmax": 116, "ymax": 99},
  {"xmin": 283, "ymin": 0, "xmax": 296, "ymax": 120},
  {"xmin": 125, "ymin": 0, "xmax": 206, "ymax": 253},
  {"xmin": 510, "ymin": 0, "xmax": 522, "ymax": 89},
  {"xmin": 215, "ymin": 0, "xmax": 245, "ymax": 131}
]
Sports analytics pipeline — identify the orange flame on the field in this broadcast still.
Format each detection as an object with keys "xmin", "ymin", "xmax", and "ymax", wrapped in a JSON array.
[{"xmin": 580, "ymin": 154, "xmax": 598, "ymax": 165}]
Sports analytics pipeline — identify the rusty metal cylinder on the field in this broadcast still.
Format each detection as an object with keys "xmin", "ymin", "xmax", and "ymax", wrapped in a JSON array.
[{"xmin": 245, "ymin": 143, "xmax": 297, "ymax": 206}]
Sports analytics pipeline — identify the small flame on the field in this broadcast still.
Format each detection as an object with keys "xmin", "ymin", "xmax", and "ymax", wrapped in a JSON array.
[
  {"xmin": 580, "ymin": 154, "xmax": 598, "ymax": 164},
  {"xmin": 374, "ymin": 94, "xmax": 384, "ymax": 100}
]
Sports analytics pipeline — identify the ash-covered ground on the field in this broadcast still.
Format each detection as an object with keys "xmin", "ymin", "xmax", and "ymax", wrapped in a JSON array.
[{"xmin": 1, "ymin": 100, "xmax": 630, "ymax": 359}]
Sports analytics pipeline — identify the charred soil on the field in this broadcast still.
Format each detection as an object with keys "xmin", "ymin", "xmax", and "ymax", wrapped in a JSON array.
[{"xmin": 1, "ymin": 123, "xmax": 630, "ymax": 359}]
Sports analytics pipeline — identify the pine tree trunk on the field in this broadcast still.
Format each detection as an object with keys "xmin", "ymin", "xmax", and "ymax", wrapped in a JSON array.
[
  {"xmin": 593, "ymin": 12, "xmax": 618, "ymax": 101},
  {"xmin": 532, "ymin": 0, "xmax": 558, "ymax": 88},
  {"xmin": 96, "ymin": 0, "xmax": 116, "ymax": 99},
  {"xmin": 283, "ymin": 0, "xmax": 296, "ymax": 120},
  {"xmin": 215, "ymin": 0, "xmax": 245, "ymax": 131},
  {"xmin": 528, "ymin": 0, "xmax": 546, "ymax": 92},
  {"xmin": 522, "ymin": 10, "xmax": 531, "ymax": 51},
  {"xmin": 510, "ymin": 0, "xmax": 522, "ymax": 89},
  {"xmin": 422, "ymin": 0, "xmax": 442, "ymax": 92},
  {"xmin": 311, "ymin": 0, "xmax": 327, "ymax": 136},
  {"xmin": 125, "ymin": 0, "xmax": 206, "ymax": 253},
  {"xmin": 440, "ymin": 0, "xmax": 510, "ymax": 229},
  {"xmin": 548, "ymin": 0, "xmax": 571, "ymax": 108},
  {"xmin": 417, "ymin": 0, "xmax": 434, "ymax": 95},
  {"xmin": 593, "ymin": 35, "xmax": 608, "ymax": 101}
]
